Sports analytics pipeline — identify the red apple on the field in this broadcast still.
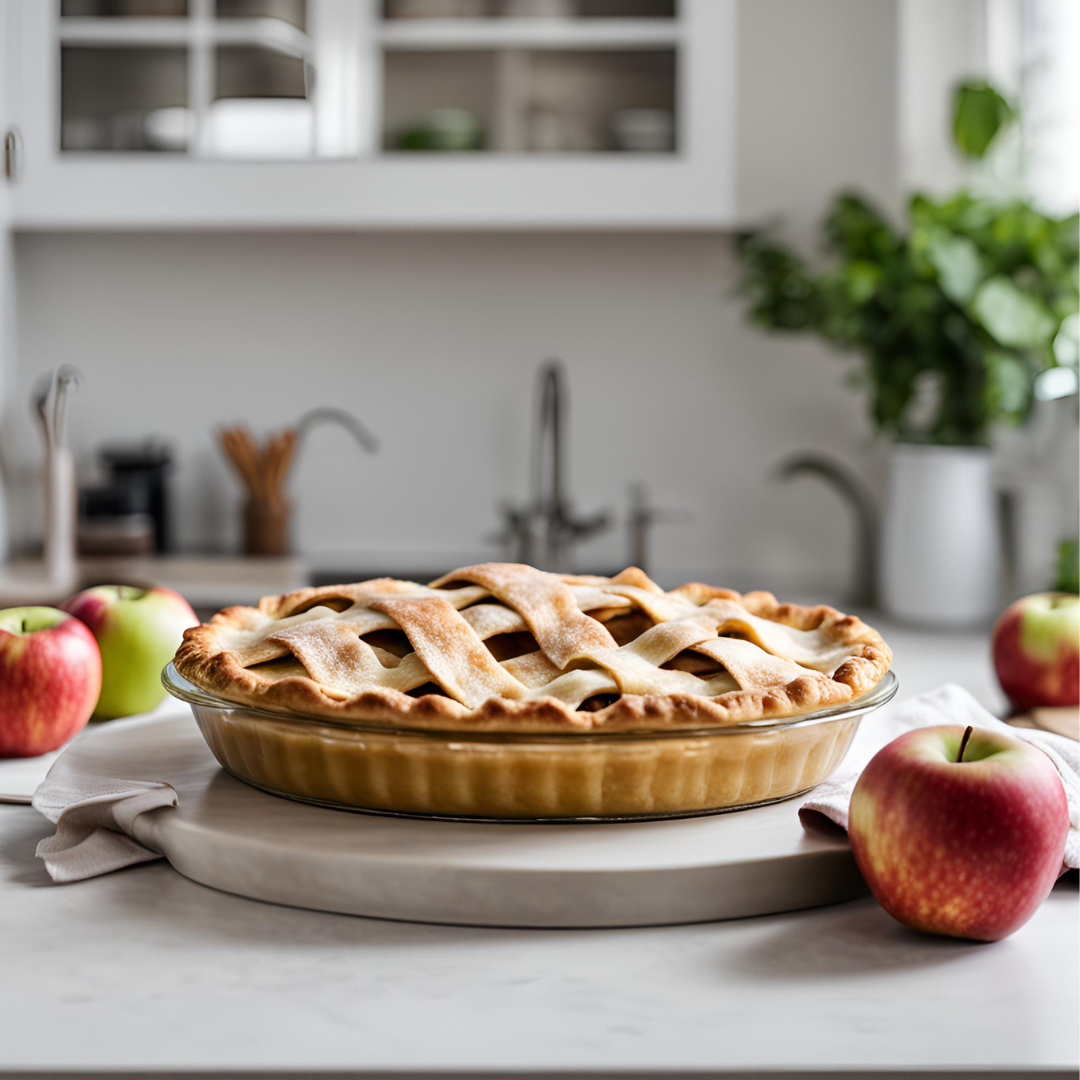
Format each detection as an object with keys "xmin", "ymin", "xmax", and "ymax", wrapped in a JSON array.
[
  {"xmin": 849, "ymin": 725, "xmax": 1069, "ymax": 942},
  {"xmin": 62, "ymin": 585, "xmax": 198, "ymax": 720},
  {"xmin": 992, "ymin": 592, "xmax": 1079, "ymax": 711},
  {"xmin": 0, "ymin": 607, "xmax": 102, "ymax": 757}
]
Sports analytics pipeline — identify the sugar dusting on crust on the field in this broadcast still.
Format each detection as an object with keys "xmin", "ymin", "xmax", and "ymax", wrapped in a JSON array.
[
  {"xmin": 438, "ymin": 563, "xmax": 619, "ymax": 668},
  {"xmin": 372, "ymin": 596, "xmax": 526, "ymax": 709},
  {"xmin": 173, "ymin": 562, "xmax": 893, "ymax": 732}
]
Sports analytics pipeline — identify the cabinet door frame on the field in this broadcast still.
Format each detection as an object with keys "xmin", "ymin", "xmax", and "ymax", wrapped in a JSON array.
[
  {"xmin": 11, "ymin": 0, "xmax": 737, "ymax": 230},
  {"xmin": 0, "ymin": 0, "xmax": 20, "ymax": 564}
]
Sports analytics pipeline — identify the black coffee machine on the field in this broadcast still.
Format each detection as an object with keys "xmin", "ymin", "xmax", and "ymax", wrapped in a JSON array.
[{"xmin": 96, "ymin": 440, "xmax": 174, "ymax": 553}]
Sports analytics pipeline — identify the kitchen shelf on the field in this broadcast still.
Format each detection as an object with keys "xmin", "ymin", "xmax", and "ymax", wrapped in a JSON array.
[
  {"xmin": 376, "ymin": 18, "xmax": 681, "ymax": 49},
  {"xmin": 58, "ymin": 16, "xmax": 313, "ymax": 59}
]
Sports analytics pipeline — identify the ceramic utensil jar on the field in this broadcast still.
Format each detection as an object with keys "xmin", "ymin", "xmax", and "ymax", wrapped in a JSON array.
[{"xmin": 880, "ymin": 444, "xmax": 1001, "ymax": 627}]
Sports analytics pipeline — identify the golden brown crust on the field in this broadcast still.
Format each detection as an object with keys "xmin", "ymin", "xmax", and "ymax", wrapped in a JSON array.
[{"xmin": 174, "ymin": 565, "xmax": 892, "ymax": 733}]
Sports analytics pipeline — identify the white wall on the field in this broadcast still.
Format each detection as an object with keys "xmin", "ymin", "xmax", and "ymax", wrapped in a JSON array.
[
  {"xmin": 897, "ymin": 0, "xmax": 988, "ymax": 195},
  {"xmin": 4, "ymin": 0, "xmax": 899, "ymax": 592}
]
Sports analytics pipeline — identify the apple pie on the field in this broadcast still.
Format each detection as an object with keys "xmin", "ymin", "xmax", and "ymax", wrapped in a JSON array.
[{"xmin": 171, "ymin": 562, "xmax": 893, "ymax": 819}]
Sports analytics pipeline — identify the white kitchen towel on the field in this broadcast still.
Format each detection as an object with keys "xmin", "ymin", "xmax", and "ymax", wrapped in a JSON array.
[
  {"xmin": 800, "ymin": 683, "xmax": 1079, "ymax": 871},
  {"xmin": 32, "ymin": 750, "xmax": 177, "ymax": 883},
  {"xmin": 5, "ymin": 703, "xmax": 180, "ymax": 805}
]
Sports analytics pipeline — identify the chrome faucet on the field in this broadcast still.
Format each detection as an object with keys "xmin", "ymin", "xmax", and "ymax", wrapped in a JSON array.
[
  {"xmin": 774, "ymin": 452, "xmax": 879, "ymax": 609},
  {"xmin": 496, "ymin": 360, "xmax": 610, "ymax": 572}
]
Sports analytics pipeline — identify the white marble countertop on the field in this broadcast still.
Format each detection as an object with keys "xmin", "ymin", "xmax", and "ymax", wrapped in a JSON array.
[
  {"xmin": 1, "ymin": 619, "xmax": 1077, "ymax": 1079},
  {"xmin": 0, "ymin": 554, "xmax": 309, "ymax": 610}
]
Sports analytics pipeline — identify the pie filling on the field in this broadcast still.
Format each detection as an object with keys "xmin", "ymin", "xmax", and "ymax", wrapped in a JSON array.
[{"xmin": 172, "ymin": 562, "xmax": 892, "ymax": 818}]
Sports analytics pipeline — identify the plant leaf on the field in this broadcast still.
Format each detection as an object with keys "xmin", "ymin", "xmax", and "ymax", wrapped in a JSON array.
[
  {"xmin": 952, "ymin": 80, "xmax": 1014, "ymax": 160},
  {"xmin": 924, "ymin": 231, "xmax": 987, "ymax": 303},
  {"xmin": 971, "ymin": 276, "xmax": 1056, "ymax": 348},
  {"xmin": 824, "ymin": 193, "xmax": 899, "ymax": 260},
  {"xmin": 984, "ymin": 352, "xmax": 1032, "ymax": 423},
  {"xmin": 843, "ymin": 261, "xmax": 883, "ymax": 304},
  {"xmin": 1053, "ymin": 313, "xmax": 1079, "ymax": 367}
]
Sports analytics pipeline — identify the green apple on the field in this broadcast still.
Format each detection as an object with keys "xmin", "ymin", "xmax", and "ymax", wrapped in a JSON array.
[
  {"xmin": 61, "ymin": 585, "xmax": 198, "ymax": 719},
  {"xmin": 992, "ymin": 592, "xmax": 1079, "ymax": 711}
]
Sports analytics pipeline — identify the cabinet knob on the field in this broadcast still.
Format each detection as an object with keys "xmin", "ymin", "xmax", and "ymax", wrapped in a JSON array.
[{"xmin": 4, "ymin": 126, "xmax": 23, "ymax": 182}]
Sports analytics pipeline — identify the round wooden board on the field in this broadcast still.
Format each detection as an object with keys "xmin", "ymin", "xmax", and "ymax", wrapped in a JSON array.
[{"xmin": 63, "ymin": 713, "xmax": 868, "ymax": 928}]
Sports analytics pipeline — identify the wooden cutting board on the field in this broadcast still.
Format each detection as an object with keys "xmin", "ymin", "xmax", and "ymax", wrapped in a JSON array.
[
  {"xmin": 1009, "ymin": 707, "xmax": 1079, "ymax": 741},
  {"xmin": 53, "ymin": 714, "xmax": 869, "ymax": 929}
]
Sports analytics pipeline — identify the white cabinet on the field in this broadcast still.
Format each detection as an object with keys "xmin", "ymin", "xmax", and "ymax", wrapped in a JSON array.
[{"xmin": 6, "ymin": 0, "xmax": 736, "ymax": 228}]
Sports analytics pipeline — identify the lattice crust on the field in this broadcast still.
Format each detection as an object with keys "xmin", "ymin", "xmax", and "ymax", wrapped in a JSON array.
[{"xmin": 174, "ymin": 563, "xmax": 892, "ymax": 732}]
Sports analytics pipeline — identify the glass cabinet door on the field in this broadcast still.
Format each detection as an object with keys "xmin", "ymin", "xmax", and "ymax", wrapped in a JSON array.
[
  {"xmin": 379, "ymin": 0, "xmax": 679, "ymax": 154},
  {"xmin": 58, "ymin": 0, "xmax": 681, "ymax": 159},
  {"xmin": 58, "ymin": 0, "xmax": 361, "ymax": 158}
]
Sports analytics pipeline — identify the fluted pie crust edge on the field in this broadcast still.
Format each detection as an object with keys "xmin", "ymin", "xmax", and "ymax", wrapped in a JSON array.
[{"xmin": 174, "ymin": 564, "xmax": 892, "ymax": 734}]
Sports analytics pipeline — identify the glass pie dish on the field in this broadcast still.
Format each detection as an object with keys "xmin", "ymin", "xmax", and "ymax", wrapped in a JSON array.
[{"xmin": 163, "ymin": 662, "xmax": 898, "ymax": 822}]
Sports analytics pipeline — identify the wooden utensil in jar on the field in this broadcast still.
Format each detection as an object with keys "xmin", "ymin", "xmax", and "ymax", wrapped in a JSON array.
[
  {"xmin": 217, "ymin": 409, "xmax": 376, "ymax": 558},
  {"xmin": 217, "ymin": 424, "xmax": 296, "ymax": 557}
]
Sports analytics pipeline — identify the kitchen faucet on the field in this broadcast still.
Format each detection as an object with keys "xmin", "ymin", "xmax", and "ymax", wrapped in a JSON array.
[
  {"xmin": 496, "ymin": 359, "xmax": 610, "ymax": 572},
  {"xmin": 775, "ymin": 452, "xmax": 878, "ymax": 609}
]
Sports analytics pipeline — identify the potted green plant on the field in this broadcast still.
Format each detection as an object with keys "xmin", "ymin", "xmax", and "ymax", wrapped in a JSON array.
[{"xmin": 737, "ymin": 82, "xmax": 1078, "ymax": 625}]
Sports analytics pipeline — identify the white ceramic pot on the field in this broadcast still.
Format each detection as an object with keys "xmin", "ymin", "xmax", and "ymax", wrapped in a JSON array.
[{"xmin": 880, "ymin": 444, "xmax": 1002, "ymax": 627}]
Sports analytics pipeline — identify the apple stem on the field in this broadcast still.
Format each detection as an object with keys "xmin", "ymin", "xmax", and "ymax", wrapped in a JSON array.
[{"xmin": 957, "ymin": 725, "xmax": 974, "ymax": 763}]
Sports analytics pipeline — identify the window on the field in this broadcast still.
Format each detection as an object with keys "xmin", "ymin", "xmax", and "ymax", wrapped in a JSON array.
[{"xmin": 989, "ymin": 0, "xmax": 1079, "ymax": 212}]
